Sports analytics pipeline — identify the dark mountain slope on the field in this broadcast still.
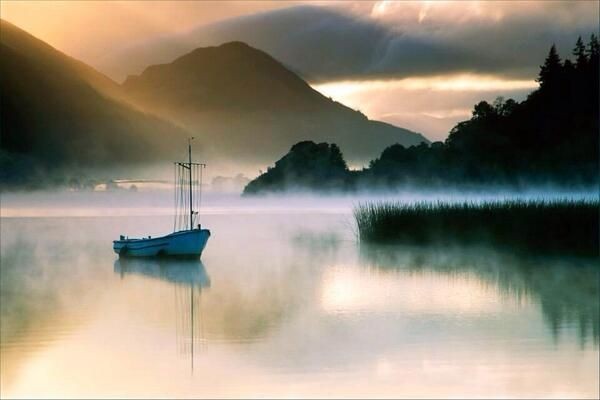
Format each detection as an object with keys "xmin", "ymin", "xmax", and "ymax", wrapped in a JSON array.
[
  {"xmin": 122, "ymin": 42, "xmax": 428, "ymax": 166},
  {"xmin": 0, "ymin": 20, "xmax": 187, "ymax": 186},
  {"xmin": 124, "ymin": 41, "xmax": 325, "ymax": 112}
]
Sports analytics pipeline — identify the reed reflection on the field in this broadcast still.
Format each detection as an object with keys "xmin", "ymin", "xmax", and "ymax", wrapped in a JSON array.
[
  {"xmin": 359, "ymin": 243, "xmax": 599, "ymax": 345},
  {"xmin": 114, "ymin": 258, "xmax": 210, "ymax": 371}
]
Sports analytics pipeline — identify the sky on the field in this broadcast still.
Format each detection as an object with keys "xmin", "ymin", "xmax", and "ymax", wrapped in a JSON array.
[{"xmin": 1, "ymin": 0, "xmax": 598, "ymax": 140}]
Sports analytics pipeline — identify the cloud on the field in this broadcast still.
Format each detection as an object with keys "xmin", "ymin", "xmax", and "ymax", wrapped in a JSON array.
[
  {"xmin": 97, "ymin": 2, "xmax": 593, "ymax": 139},
  {"xmin": 312, "ymin": 75, "xmax": 537, "ymax": 141},
  {"xmin": 104, "ymin": 2, "xmax": 598, "ymax": 82},
  {"xmin": 0, "ymin": 1, "xmax": 294, "ymax": 74}
]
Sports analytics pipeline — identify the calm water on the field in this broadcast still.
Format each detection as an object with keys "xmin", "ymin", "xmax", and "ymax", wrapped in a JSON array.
[{"xmin": 1, "ymin": 191, "xmax": 598, "ymax": 398}]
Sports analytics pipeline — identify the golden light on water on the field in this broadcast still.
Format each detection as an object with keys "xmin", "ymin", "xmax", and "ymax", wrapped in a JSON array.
[
  {"xmin": 4, "ymin": 254, "xmax": 597, "ymax": 399},
  {"xmin": 319, "ymin": 265, "xmax": 526, "ymax": 315}
]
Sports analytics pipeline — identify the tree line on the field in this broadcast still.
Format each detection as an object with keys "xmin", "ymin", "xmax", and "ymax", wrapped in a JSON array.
[{"xmin": 244, "ymin": 36, "xmax": 599, "ymax": 194}]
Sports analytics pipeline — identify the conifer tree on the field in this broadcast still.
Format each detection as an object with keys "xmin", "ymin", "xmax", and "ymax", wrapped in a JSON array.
[
  {"xmin": 537, "ymin": 44, "xmax": 562, "ymax": 87},
  {"xmin": 587, "ymin": 34, "xmax": 599, "ymax": 65},
  {"xmin": 573, "ymin": 36, "xmax": 587, "ymax": 68}
]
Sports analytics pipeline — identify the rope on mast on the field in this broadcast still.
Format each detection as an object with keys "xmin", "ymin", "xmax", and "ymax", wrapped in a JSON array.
[
  {"xmin": 173, "ymin": 163, "xmax": 177, "ymax": 232},
  {"xmin": 198, "ymin": 164, "xmax": 203, "ymax": 227},
  {"xmin": 172, "ymin": 140, "xmax": 206, "ymax": 232}
]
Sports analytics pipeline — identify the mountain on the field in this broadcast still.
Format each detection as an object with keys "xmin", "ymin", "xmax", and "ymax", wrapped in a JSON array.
[
  {"xmin": 1, "ymin": 20, "xmax": 426, "ymax": 187},
  {"xmin": 0, "ymin": 19, "xmax": 187, "ymax": 187},
  {"xmin": 121, "ymin": 41, "xmax": 428, "ymax": 166}
]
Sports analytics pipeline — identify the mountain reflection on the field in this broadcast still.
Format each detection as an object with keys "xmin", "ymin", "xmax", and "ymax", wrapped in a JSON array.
[{"xmin": 359, "ymin": 244, "xmax": 599, "ymax": 345}]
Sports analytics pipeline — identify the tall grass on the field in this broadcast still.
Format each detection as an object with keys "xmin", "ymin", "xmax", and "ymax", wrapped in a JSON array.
[{"xmin": 354, "ymin": 199, "xmax": 599, "ymax": 256}]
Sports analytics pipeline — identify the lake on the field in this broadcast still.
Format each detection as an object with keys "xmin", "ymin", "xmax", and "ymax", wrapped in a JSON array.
[{"xmin": 1, "ymin": 190, "xmax": 598, "ymax": 398}]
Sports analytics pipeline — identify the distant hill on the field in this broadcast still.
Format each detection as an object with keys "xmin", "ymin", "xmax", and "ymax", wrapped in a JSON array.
[
  {"xmin": 243, "ymin": 141, "xmax": 351, "ymax": 194},
  {"xmin": 0, "ymin": 19, "xmax": 188, "ymax": 187},
  {"xmin": 122, "ymin": 41, "xmax": 428, "ymax": 166}
]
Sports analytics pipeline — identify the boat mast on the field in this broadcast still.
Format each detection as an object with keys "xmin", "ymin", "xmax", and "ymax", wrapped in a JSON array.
[
  {"xmin": 176, "ymin": 138, "xmax": 205, "ymax": 232},
  {"xmin": 191, "ymin": 284, "xmax": 194, "ymax": 372},
  {"xmin": 188, "ymin": 137, "xmax": 194, "ymax": 230}
]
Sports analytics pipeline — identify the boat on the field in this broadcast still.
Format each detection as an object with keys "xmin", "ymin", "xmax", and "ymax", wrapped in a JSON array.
[{"xmin": 113, "ymin": 138, "xmax": 211, "ymax": 258}]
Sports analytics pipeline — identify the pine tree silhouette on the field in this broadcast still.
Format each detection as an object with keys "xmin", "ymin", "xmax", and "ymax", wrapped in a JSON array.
[
  {"xmin": 538, "ymin": 44, "xmax": 562, "ymax": 87},
  {"xmin": 573, "ymin": 36, "xmax": 588, "ymax": 68}
]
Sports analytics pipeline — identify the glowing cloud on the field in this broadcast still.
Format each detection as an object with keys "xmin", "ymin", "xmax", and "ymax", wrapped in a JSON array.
[
  {"xmin": 313, "ymin": 75, "xmax": 538, "ymax": 140},
  {"xmin": 314, "ymin": 74, "xmax": 538, "ymax": 96}
]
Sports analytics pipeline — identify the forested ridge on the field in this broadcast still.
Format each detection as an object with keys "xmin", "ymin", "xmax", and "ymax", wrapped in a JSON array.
[{"xmin": 245, "ymin": 36, "xmax": 600, "ymax": 194}]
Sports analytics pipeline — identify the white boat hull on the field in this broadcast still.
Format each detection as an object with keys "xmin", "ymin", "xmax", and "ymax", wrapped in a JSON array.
[{"xmin": 113, "ymin": 229, "xmax": 210, "ymax": 258}]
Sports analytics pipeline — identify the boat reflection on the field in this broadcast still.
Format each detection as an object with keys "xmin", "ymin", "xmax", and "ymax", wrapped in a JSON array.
[
  {"xmin": 114, "ymin": 258, "xmax": 210, "ymax": 371},
  {"xmin": 114, "ymin": 257, "xmax": 210, "ymax": 288}
]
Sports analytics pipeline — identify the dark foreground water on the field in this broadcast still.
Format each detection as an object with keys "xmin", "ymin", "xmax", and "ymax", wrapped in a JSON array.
[{"xmin": 1, "ymin": 191, "xmax": 598, "ymax": 398}]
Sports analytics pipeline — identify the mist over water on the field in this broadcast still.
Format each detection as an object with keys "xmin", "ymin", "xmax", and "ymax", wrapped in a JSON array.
[
  {"xmin": 2, "ymin": 186, "xmax": 597, "ymax": 218},
  {"xmin": 1, "ymin": 189, "xmax": 598, "ymax": 398}
]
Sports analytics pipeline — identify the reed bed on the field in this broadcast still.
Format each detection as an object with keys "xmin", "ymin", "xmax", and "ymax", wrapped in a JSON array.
[{"xmin": 354, "ymin": 199, "xmax": 599, "ymax": 256}]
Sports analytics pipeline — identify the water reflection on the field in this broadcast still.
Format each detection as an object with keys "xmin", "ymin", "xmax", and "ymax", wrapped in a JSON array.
[
  {"xmin": 114, "ymin": 258, "xmax": 210, "ymax": 371},
  {"xmin": 2, "ymin": 212, "xmax": 598, "ymax": 398},
  {"xmin": 358, "ymin": 243, "xmax": 600, "ymax": 345},
  {"xmin": 114, "ymin": 258, "xmax": 210, "ymax": 288}
]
